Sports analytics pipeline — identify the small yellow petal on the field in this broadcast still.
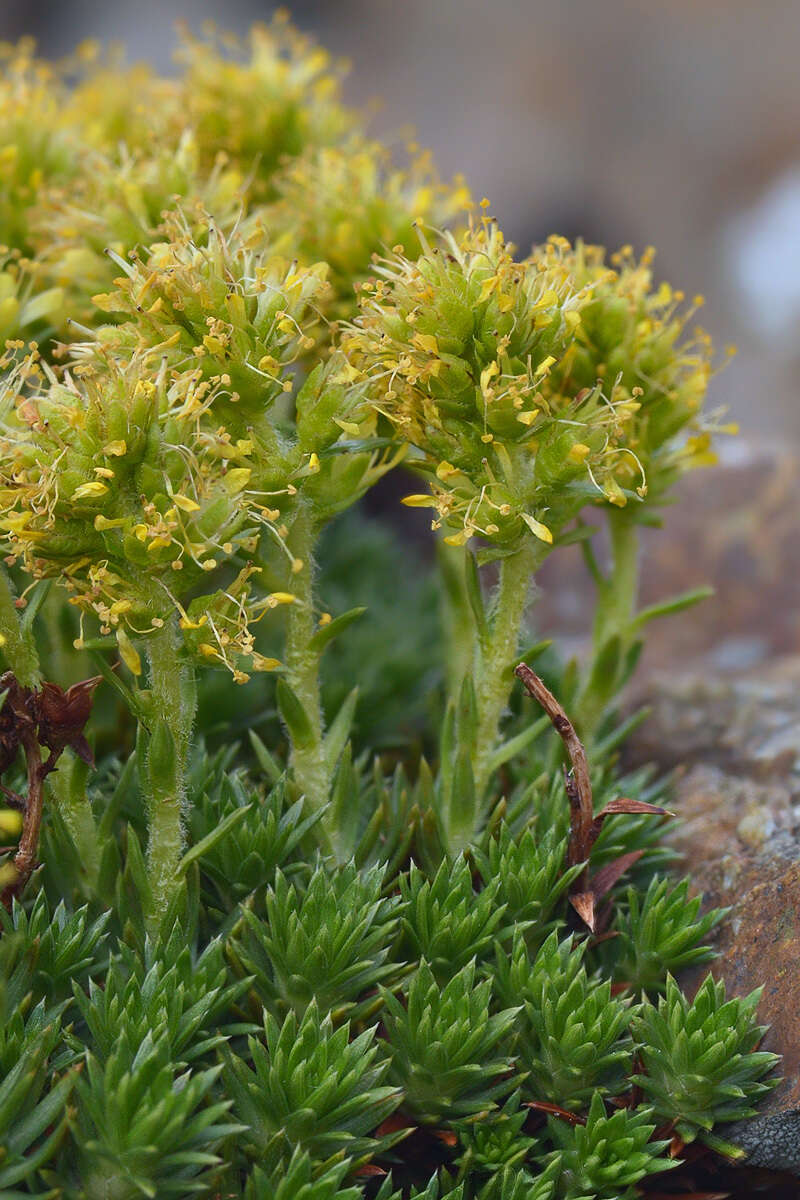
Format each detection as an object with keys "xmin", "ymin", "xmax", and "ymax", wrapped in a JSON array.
[
  {"xmin": 179, "ymin": 614, "xmax": 208, "ymax": 630},
  {"xmin": 436, "ymin": 461, "xmax": 460, "ymax": 480},
  {"xmin": 567, "ymin": 442, "xmax": 590, "ymax": 463},
  {"xmin": 251, "ymin": 654, "xmax": 281, "ymax": 672},
  {"xmin": 72, "ymin": 481, "xmax": 108, "ymax": 500},
  {"xmin": 443, "ymin": 529, "xmax": 471, "ymax": 546},
  {"xmin": 224, "ymin": 467, "xmax": 252, "ymax": 494},
  {"xmin": 401, "ymin": 494, "xmax": 438, "ymax": 508},
  {"xmin": 116, "ymin": 627, "xmax": 142, "ymax": 676},
  {"xmin": 412, "ymin": 332, "xmax": 439, "ymax": 355},
  {"xmin": 198, "ymin": 643, "xmax": 221, "ymax": 659},
  {"xmin": 521, "ymin": 513, "xmax": 553, "ymax": 543},
  {"xmin": 173, "ymin": 493, "xmax": 201, "ymax": 512}
]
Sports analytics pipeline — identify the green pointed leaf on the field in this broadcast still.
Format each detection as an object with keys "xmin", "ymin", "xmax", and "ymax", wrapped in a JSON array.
[
  {"xmin": 180, "ymin": 804, "xmax": 252, "ymax": 873},
  {"xmin": 465, "ymin": 551, "xmax": 489, "ymax": 643},
  {"xmin": 633, "ymin": 586, "xmax": 714, "ymax": 631},
  {"xmin": 324, "ymin": 686, "xmax": 359, "ymax": 772},
  {"xmin": 276, "ymin": 679, "xmax": 314, "ymax": 749},
  {"xmin": 487, "ymin": 714, "xmax": 550, "ymax": 773},
  {"xmin": 248, "ymin": 731, "xmax": 283, "ymax": 786},
  {"xmin": 307, "ymin": 607, "xmax": 366, "ymax": 654}
]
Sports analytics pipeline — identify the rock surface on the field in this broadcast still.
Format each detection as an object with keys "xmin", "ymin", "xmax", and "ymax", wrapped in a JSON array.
[
  {"xmin": 537, "ymin": 440, "xmax": 800, "ymax": 673},
  {"xmin": 627, "ymin": 658, "xmax": 800, "ymax": 1174}
]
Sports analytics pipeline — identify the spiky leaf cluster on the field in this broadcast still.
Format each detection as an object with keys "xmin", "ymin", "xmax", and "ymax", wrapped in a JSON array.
[
  {"xmin": 454, "ymin": 1091, "xmax": 539, "ymax": 1176},
  {"xmin": 222, "ymin": 1003, "xmax": 402, "ymax": 1172},
  {"xmin": 632, "ymin": 974, "xmax": 780, "ymax": 1140},
  {"xmin": 544, "ymin": 1093, "xmax": 675, "ymax": 1200},
  {"xmin": 69, "ymin": 1033, "xmax": 238, "ymax": 1200},
  {"xmin": 244, "ymin": 1148, "xmax": 363, "ymax": 1200},
  {"xmin": 0, "ymin": 894, "xmax": 108, "ymax": 1008},
  {"xmin": 400, "ymin": 855, "xmax": 508, "ymax": 981},
  {"xmin": 494, "ymin": 931, "xmax": 633, "ymax": 1108},
  {"xmin": 0, "ymin": 1001, "xmax": 76, "ymax": 1193},
  {"xmin": 73, "ymin": 929, "xmax": 247, "ymax": 1066},
  {"xmin": 474, "ymin": 825, "xmax": 581, "ymax": 947},
  {"xmin": 382, "ymin": 959, "xmax": 519, "ymax": 1123},
  {"xmin": 605, "ymin": 876, "xmax": 726, "ymax": 991},
  {"xmin": 234, "ymin": 861, "xmax": 402, "ymax": 1018},
  {"xmin": 188, "ymin": 774, "xmax": 317, "ymax": 911}
]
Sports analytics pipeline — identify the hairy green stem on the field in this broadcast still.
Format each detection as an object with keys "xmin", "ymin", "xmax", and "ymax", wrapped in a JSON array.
[
  {"xmin": 283, "ymin": 507, "xmax": 333, "ymax": 853},
  {"xmin": 471, "ymin": 539, "xmax": 544, "ymax": 797},
  {"xmin": 144, "ymin": 619, "xmax": 197, "ymax": 927},
  {"xmin": 576, "ymin": 508, "xmax": 640, "ymax": 737}
]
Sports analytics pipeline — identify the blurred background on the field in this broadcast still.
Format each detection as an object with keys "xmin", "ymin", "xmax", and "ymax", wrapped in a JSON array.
[{"xmin": 4, "ymin": 0, "xmax": 800, "ymax": 667}]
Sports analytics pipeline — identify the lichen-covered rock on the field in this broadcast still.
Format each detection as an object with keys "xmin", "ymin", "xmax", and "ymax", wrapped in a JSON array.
[{"xmin": 627, "ymin": 657, "xmax": 800, "ymax": 1174}]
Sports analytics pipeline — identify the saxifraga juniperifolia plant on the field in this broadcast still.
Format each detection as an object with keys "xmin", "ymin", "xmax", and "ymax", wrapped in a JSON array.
[{"xmin": 0, "ymin": 13, "xmax": 779, "ymax": 1200}]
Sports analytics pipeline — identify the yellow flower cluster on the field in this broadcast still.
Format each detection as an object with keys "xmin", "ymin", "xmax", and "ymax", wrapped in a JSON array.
[
  {"xmin": 0, "ymin": 349, "xmax": 293, "ymax": 682},
  {"xmin": 265, "ymin": 138, "xmax": 471, "ymax": 324},
  {"xmin": 172, "ymin": 18, "xmax": 354, "ymax": 201},
  {"xmin": 80, "ymin": 214, "xmax": 399, "ymax": 521},
  {"xmin": 347, "ymin": 218, "xmax": 722, "ymax": 552},
  {"xmin": 535, "ymin": 241, "xmax": 736, "ymax": 504},
  {"xmin": 1, "ymin": 16, "xmax": 469, "ymax": 354},
  {"xmin": 29, "ymin": 134, "xmax": 247, "ymax": 327}
]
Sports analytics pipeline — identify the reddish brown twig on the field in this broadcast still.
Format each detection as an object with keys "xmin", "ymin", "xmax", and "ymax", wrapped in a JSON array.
[
  {"xmin": 514, "ymin": 663, "xmax": 594, "ymax": 868},
  {"xmin": 514, "ymin": 662, "xmax": 670, "ymax": 932},
  {"xmin": 1, "ymin": 671, "xmax": 99, "ymax": 909}
]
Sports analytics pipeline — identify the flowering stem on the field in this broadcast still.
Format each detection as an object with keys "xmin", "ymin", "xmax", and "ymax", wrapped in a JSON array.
[
  {"xmin": 471, "ymin": 539, "xmax": 544, "ymax": 798},
  {"xmin": 144, "ymin": 618, "xmax": 197, "ymax": 927},
  {"xmin": 575, "ymin": 508, "xmax": 640, "ymax": 738},
  {"xmin": 283, "ymin": 507, "xmax": 334, "ymax": 854}
]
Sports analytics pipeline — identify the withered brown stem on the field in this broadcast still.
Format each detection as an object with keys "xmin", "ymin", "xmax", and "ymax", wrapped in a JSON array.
[
  {"xmin": 5, "ymin": 727, "xmax": 47, "ymax": 904},
  {"xmin": 514, "ymin": 662, "xmax": 594, "ymax": 869},
  {"xmin": 1, "ymin": 671, "xmax": 99, "ymax": 909}
]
